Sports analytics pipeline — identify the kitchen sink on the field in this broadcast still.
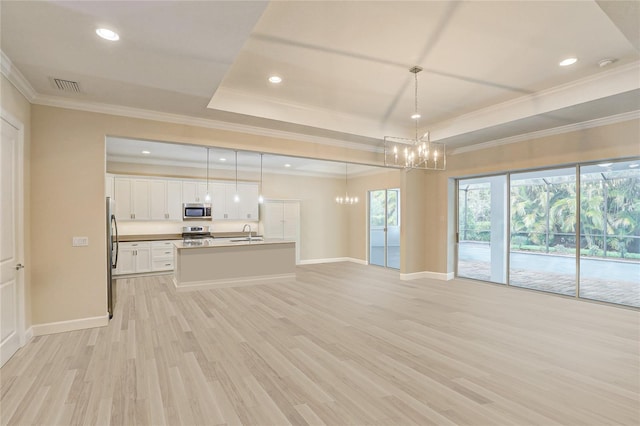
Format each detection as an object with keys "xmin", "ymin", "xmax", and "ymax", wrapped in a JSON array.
[{"xmin": 230, "ymin": 237, "xmax": 264, "ymax": 242}]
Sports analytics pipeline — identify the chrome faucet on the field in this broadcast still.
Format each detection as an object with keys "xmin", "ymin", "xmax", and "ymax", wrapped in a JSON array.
[{"xmin": 242, "ymin": 224, "xmax": 252, "ymax": 241}]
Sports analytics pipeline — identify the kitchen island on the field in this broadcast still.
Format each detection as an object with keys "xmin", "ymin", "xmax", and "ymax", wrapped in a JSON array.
[{"xmin": 172, "ymin": 238, "xmax": 296, "ymax": 290}]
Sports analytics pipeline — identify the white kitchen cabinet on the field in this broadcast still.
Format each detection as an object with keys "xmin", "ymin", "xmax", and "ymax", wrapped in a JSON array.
[
  {"xmin": 182, "ymin": 180, "xmax": 209, "ymax": 204},
  {"xmin": 151, "ymin": 240, "xmax": 176, "ymax": 271},
  {"xmin": 114, "ymin": 242, "xmax": 152, "ymax": 275},
  {"xmin": 114, "ymin": 177, "xmax": 151, "ymax": 221},
  {"xmin": 261, "ymin": 200, "xmax": 300, "ymax": 263},
  {"xmin": 211, "ymin": 182, "xmax": 228, "ymax": 220},
  {"xmin": 212, "ymin": 182, "xmax": 258, "ymax": 220},
  {"xmin": 150, "ymin": 180, "xmax": 183, "ymax": 220},
  {"xmin": 237, "ymin": 183, "xmax": 259, "ymax": 220}
]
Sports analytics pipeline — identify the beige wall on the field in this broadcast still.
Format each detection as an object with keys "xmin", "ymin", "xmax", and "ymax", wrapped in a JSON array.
[
  {"xmin": 421, "ymin": 119, "xmax": 640, "ymax": 276},
  {"xmin": 1, "ymin": 75, "xmax": 32, "ymax": 327},
  {"xmin": 31, "ymin": 105, "xmax": 383, "ymax": 325},
  {"xmin": 26, "ymin": 102, "xmax": 640, "ymax": 326}
]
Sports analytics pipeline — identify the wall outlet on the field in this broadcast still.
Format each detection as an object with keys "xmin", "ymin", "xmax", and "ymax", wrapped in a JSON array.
[{"xmin": 72, "ymin": 237, "xmax": 89, "ymax": 247}]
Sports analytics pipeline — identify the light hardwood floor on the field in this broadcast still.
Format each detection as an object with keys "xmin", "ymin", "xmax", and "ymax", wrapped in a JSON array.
[{"xmin": 2, "ymin": 262, "xmax": 639, "ymax": 425}]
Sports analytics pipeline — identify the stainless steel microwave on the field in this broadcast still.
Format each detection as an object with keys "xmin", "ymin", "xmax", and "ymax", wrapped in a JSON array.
[{"xmin": 183, "ymin": 203, "xmax": 212, "ymax": 220}]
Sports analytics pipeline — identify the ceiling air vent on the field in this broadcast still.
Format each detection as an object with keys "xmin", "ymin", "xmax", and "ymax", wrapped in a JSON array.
[{"xmin": 53, "ymin": 78, "xmax": 81, "ymax": 93}]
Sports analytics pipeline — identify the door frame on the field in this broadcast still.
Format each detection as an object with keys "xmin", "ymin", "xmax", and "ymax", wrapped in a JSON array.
[
  {"xmin": 367, "ymin": 188, "xmax": 400, "ymax": 269},
  {"xmin": 1, "ymin": 108, "xmax": 27, "ymax": 354}
]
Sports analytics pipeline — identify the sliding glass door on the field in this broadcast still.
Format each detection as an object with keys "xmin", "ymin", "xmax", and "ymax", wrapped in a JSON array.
[
  {"xmin": 457, "ymin": 176, "xmax": 507, "ymax": 284},
  {"xmin": 456, "ymin": 158, "xmax": 639, "ymax": 308},
  {"xmin": 579, "ymin": 161, "xmax": 640, "ymax": 307},
  {"xmin": 369, "ymin": 189, "xmax": 400, "ymax": 269},
  {"xmin": 509, "ymin": 168, "xmax": 576, "ymax": 296}
]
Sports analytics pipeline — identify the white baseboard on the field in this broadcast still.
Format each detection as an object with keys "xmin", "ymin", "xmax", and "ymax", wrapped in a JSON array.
[
  {"xmin": 173, "ymin": 273, "xmax": 296, "ymax": 291},
  {"xmin": 299, "ymin": 257, "xmax": 368, "ymax": 265},
  {"xmin": 24, "ymin": 327, "xmax": 33, "ymax": 343},
  {"xmin": 400, "ymin": 271, "xmax": 454, "ymax": 281},
  {"xmin": 31, "ymin": 315, "xmax": 109, "ymax": 336}
]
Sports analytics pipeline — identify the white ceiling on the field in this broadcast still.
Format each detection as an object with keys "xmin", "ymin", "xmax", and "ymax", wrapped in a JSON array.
[{"xmin": 1, "ymin": 1, "xmax": 639, "ymax": 154}]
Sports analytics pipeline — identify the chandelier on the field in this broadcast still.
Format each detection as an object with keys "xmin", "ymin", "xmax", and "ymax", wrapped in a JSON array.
[
  {"xmin": 336, "ymin": 162, "xmax": 358, "ymax": 204},
  {"xmin": 384, "ymin": 66, "xmax": 445, "ymax": 170}
]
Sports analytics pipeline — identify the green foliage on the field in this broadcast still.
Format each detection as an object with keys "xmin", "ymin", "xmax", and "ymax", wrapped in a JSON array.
[{"xmin": 460, "ymin": 170, "xmax": 640, "ymax": 259}]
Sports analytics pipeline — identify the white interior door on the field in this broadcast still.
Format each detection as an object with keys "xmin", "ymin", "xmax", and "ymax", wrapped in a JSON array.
[{"xmin": 1, "ymin": 115, "xmax": 24, "ymax": 366}]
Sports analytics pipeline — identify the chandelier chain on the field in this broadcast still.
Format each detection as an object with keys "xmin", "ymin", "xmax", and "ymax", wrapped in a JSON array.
[{"xmin": 414, "ymin": 70, "xmax": 419, "ymax": 141}]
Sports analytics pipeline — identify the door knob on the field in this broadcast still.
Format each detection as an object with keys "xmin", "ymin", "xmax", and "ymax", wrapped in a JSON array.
[{"xmin": 15, "ymin": 263, "xmax": 24, "ymax": 270}]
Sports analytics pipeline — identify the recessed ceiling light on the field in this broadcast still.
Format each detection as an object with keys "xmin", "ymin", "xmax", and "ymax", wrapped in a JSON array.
[
  {"xmin": 411, "ymin": 113, "xmax": 421, "ymax": 120},
  {"xmin": 597, "ymin": 162, "xmax": 613, "ymax": 167},
  {"xmin": 141, "ymin": 150, "xmax": 150, "ymax": 155},
  {"xmin": 629, "ymin": 164, "xmax": 639, "ymax": 168},
  {"xmin": 284, "ymin": 163, "xmax": 291, "ymax": 168},
  {"xmin": 96, "ymin": 28, "xmax": 120, "ymax": 41},
  {"xmin": 268, "ymin": 75, "xmax": 282, "ymax": 84},
  {"xmin": 219, "ymin": 158, "xmax": 227, "ymax": 162},
  {"xmin": 559, "ymin": 57, "xmax": 577, "ymax": 67}
]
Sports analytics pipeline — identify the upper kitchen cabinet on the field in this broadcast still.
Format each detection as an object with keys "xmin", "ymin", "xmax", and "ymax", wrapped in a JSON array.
[
  {"xmin": 237, "ymin": 183, "xmax": 259, "ymax": 220},
  {"xmin": 114, "ymin": 177, "xmax": 151, "ymax": 221},
  {"xmin": 211, "ymin": 182, "xmax": 258, "ymax": 220},
  {"xmin": 150, "ymin": 180, "xmax": 183, "ymax": 220},
  {"xmin": 182, "ymin": 180, "xmax": 209, "ymax": 204}
]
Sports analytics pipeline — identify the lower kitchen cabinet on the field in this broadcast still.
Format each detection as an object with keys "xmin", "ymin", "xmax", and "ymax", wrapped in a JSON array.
[
  {"xmin": 151, "ymin": 240, "xmax": 175, "ymax": 271},
  {"xmin": 114, "ymin": 242, "xmax": 151, "ymax": 275},
  {"xmin": 114, "ymin": 240, "xmax": 177, "ymax": 275}
]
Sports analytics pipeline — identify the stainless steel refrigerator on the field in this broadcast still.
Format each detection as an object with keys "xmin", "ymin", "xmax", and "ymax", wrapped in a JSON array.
[{"xmin": 106, "ymin": 197, "xmax": 118, "ymax": 319}]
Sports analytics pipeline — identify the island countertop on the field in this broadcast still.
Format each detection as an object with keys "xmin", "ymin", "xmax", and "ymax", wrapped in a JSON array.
[{"xmin": 173, "ymin": 238, "xmax": 294, "ymax": 250}]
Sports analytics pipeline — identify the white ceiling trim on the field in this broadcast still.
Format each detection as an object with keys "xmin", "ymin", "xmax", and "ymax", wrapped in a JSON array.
[
  {"xmin": 450, "ymin": 110, "xmax": 640, "ymax": 155},
  {"xmin": 0, "ymin": 50, "xmax": 36, "ymax": 102},
  {"xmin": 431, "ymin": 61, "xmax": 640, "ymax": 142},
  {"xmin": 209, "ymin": 86, "xmax": 404, "ymax": 141},
  {"xmin": 31, "ymin": 93, "xmax": 384, "ymax": 154}
]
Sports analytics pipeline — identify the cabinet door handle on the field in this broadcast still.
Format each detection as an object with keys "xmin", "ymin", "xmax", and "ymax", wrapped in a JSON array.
[{"xmin": 165, "ymin": 263, "xmax": 171, "ymax": 266}]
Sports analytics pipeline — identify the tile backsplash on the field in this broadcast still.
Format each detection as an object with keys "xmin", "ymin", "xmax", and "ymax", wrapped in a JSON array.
[{"xmin": 118, "ymin": 219, "xmax": 259, "ymax": 235}]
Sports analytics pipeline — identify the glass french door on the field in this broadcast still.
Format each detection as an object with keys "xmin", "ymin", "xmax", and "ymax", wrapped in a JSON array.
[{"xmin": 369, "ymin": 189, "xmax": 400, "ymax": 269}]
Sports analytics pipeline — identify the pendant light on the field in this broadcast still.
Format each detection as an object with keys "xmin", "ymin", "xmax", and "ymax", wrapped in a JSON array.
[
  {"xmin": 204, "ymin": 147, "xmax": 211, "ymax": 202},
  {"xmin": 336, "ymin": 162, "xmax": 358, "ymax": 204},
  {"xmin": 258, "ymin": 153, "xmax": 264, "ymax": 204},
  {"xmin": 233, "ymin": 150, "xmax": 240, "ymax": 203}
]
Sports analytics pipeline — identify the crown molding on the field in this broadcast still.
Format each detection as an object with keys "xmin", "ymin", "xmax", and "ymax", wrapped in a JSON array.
[
  {"xmin": 450, "ymin": 110, "xmax": 640, "ymax": 155},
  {"xmin": 431, "ymin": 61, "xmax": 640, "ymax": 142},
  {"xmin": 208, "ymin": 86, "xmax": 406, "ymax": 141},
  {"xmin": 32, "ymin": 94, "xmax": 384, "ymax": 154},
  {"xmin": 0, "ymin": 50, "xmax": 37, "ymax": 102}
]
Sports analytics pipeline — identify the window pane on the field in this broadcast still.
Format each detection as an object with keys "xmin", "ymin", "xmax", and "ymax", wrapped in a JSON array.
[
  {"xmin": 387, "ymin": 189, "xmax": 400, "ymax": 269},
  {"xmin": 458, "ymin": 176, "xmax": 507, "ymax": 283},
  {"xmin": 579, "ymin": 160, "xmax": 640, "ymax": 307},
  {"xmin": 509, "ymin": 168, "xmax": 576, "ymax": 296},
  {"xmin": 369, "ymin": 190, "xmax": 386, "ymax": 267}
]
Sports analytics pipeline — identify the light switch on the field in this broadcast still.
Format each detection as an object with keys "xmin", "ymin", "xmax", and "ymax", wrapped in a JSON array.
[{"xmin": 72, "ymin": 237, "xmax": 89, "ymax": 247}]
